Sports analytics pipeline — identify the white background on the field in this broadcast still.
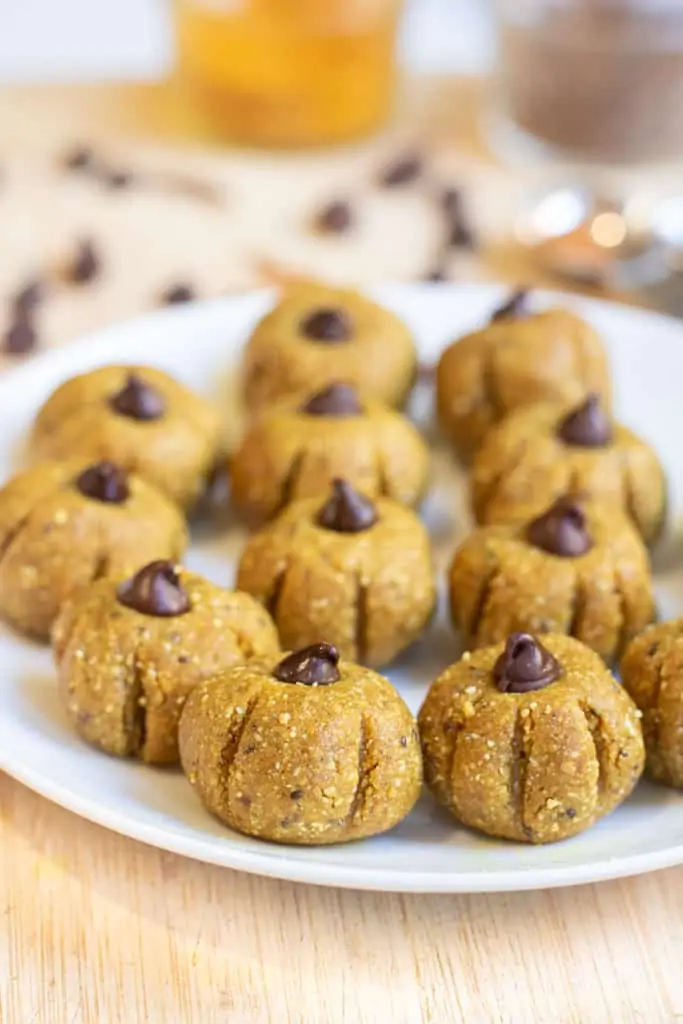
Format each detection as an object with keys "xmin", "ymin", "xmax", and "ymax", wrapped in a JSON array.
[{"xmin": 0, "ymin": 0, "xmax": 493, "ymax": 83}]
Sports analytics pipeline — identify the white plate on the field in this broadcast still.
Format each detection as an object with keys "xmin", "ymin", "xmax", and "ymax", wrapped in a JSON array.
[{"xmin": 3, "ymin": 283, "xmax": 683, "ymax": 894}]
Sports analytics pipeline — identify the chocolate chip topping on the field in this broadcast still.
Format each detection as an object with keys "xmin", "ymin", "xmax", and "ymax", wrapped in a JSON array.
[
  {"xmin": 117, "ymin": 560, "xmax": 191, "ymax": 617},
  {"xmin": 161, "ymin": 283, "xmax": 195, "ymax": 305},
  {"xmin": 493, "ymin": 633, "xmax": 562, "ymax": 694},
  {"xmin": 558, "ymin": 394, "xmax": 612, "ymax": 448},
  {"xmin": 526, "ymin": 497, "xmax": 593, "ymax": 557},
  {"xmin": 68, "ymin": 238, "xmax": 101, "ymax": 284},
  {"xmin": 76, "ymin": 460, "xmax": 129, "ymax": 504},
  {"xmin": 13, "ymin": 277, "xmax": 46, "ymax": 316},
  {"xmin": 316, "ymin": 478, "xmax": 378, "ymax": 533},
  {"xmin": 300, "ymin": 382, "xmax": 362, "ymax": 417},
  {"xmin": 491, "ymin": 289, "xmax": 530, "ymax": 323},
  {"xmin": 273, "ymin": 642, "xmax": 341, "ymax": 686},
  {"xmin": 300, "ymin": 307, "xmax": 352, "ymax": 343},
  {"xmin": 110, "ymin": 373, "xmax": 166, "ymax": 421},
  {"xmin": 3, "ymin": 315, "xmax": 37, "ymax": 356}
]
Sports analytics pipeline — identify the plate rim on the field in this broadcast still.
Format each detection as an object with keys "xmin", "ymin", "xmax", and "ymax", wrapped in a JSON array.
[{"xmin": 3, "ymin": 281, "xmax": 683, "ymax": 894}]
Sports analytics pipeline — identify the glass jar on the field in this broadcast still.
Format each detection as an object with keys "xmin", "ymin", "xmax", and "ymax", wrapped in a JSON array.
[
  {"xmin": 494, "ymin": 0, "xmax": 683, "ymax": 164},
  {"xmin": 174, "ymin": 0, "xmax": 403, "ymax": 148}
]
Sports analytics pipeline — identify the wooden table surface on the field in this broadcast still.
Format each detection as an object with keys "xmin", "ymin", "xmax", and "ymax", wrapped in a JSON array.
[{"xmin": 2, "ymin": 82, "xmax": 683, "ymax": 1024}]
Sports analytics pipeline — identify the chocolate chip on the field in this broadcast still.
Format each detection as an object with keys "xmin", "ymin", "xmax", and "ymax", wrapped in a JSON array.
[
  {"xmin": 493, "ymin": 633, "xmax": 562, "ymax": 694},
  {"xmin": 67, "ymin": 239, "xmax": 101, "ymax": 284},
  {"xmin": 103, "ymin": 168, "xmax": 134, "ymax": 190},
  {"xmin": 117, "ymin": 560, "xmax": 191, "ymax": 617},
  {"xmin": 110, "ymin": 373, "xmax": 165, "ymax": 421},
  {"xmin": 447, "ymin": 217, "xmax": 475, "ymax": 250},
  {"xmin": 423, "ymin": 266, "xmax": 448, "ymax": 283},
  {"xmin": 300, "ymin": 307, "xmax": 351, "ymax": 343},
  {"xmin": 439, "ymin": 188, "xmax": 476, "ymax": 250},
  {"xmin": 648, "ymin": 642, "xmax": 660, "ymax": 657},
  {"xmin": 558, "ymin": 394, "xmax": 612, "ymax": 448},
  {"xmin": 316, "ymin": 478, "xmax": 378, "ymax": 534},
  {"xmin": 526, "ymin": 497, "xmax": 593, "ymax": 557},
  {"xmin": 63, "ymin": 145, "xmax": 95, "ymax": 171},
  {"xmin": 379, "ymin": 152, "xmax": 423, "ymax": 187},
  {"xmin": 315, "ymin": 199, "xmax": 354, "ymax": 234},
  {"xmin": 400, "ymin": 736, "xmax": 408, "ymax": 747},
  {"xmin": 12, "ymin": 277, "xmax": 46, "ymax": 316},
  {"xmin": 440, "ymin": 187, "xmax": 463, "ymax": 215},
  {"xmin": 566, "ymin": 808, "xmax": 576, "ymax": 819},
  {"xmin": 3, "ymin": 315, "xmax": 37, "ymax": 355},
  {"xmin": 76, "ymin": 461, "xmax": 129, "ymax": 504},
  {"xmin": 161, "ymin": 283, "xmax": 195, "ymax": 305},
  {"xmin": 273, "ymin": 642, "xmax": 341, "ymax": 686},
  {"xmin": 300, "ymin": 382, "xmax": 362, "ymax": 417},
  {"xmin": 491, "ymin": 289, "xmax": 531, "ymax": 323},
  {"xmin": 290, "ymin": 789, "xmax": 303, "ymax": 800}
]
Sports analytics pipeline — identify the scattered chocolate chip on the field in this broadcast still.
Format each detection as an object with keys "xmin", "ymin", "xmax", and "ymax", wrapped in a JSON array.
[
  {"xmin": 76, "ymin": 460, "xmax": 129, "ymax": 504},
  {"xmin": 12, "ymin": 277, "xmax": 46, "ymax": 316},
  {"xmin": 566, "ymin": 808, "xmax": 576, "ymax": 819},
  {"xmin": 3, "ymin": 314, "xmax": 37, "ymax": 356},
  {"xmin": 290, "ymin": 789, "xmax": 303, "ymax": 800},
  {"xmin": 447, "ymin": 217, "xmax": 475, "ymax": 250},
  {"xmin": 300, "ymin": 382, "xmax": 362, "ymax": 417},
  {"xmin": 491, "ymin": 289, "xmax": 531, "ymax": 323},
  {"xmin": 110, "ymin": 373, "xmax": 166, "ymax": 421},
  {"xmin": 648, "ymin": 642, "xmax": 660, "ymax": 657},
  {"xmin": 67, "ymin": 238, "xmax": 101, "ymax": 284},
  {"xmin": 63, "ymin": 145, "xmax": 95, "ymax": 171},
  {"xmin": 239, "ymin": 794, "xmax": 252, "ymax": 807},
  {"xmin": 558, "ymin": 394, "xmax": 612, "ymax": 448},
  {"xmin": 440, "ymin": 187, "xmax": 463, "ymax": 215},
  {"xmin": 103, "ymin": 168, "xmax": 134, "ymax": 190},
  {"xmin": 439, "ymin": 188, "xmax": 476, "ymax": 250},
  {"xmin": 117, "ymin": 560, "xmax": 191, "ymax": 617},
  {"xmin": 400, "ymin": 736, "xmax": 408, "ymax": 747},
  {"xmin": 526, "ymin": 497, "xmax": 593, "ymax": 557},
  {"xmin": 493, "ymin": 633, "xmax": 562, "ymax": 694},
  {"xmin": 178, "ymin": 655, "xmax": 190, "ymax": 664},
  {"xmin": 316, "ymin": 478, "xmax": 378, "ymax": 534},
  {"xmin": 273, "ymin": 642, "xmax": 341, "ymax": 686},
  {"xmin": 379, "ymin": 152, "xmax": 423, "ymax": 187},
  {"xmin": 161, "ymin": 283, "xmax": 195, "ymax": 305},
  {"xmin": 423, "ymin": 266, "xmax": 448, "ymax": 283},
  {"xmin": 300, "ymin": 307, "xmax": 351, "ymax": 343},
  {"xmin": 315, "ymin": 199, "xmax": 354, "ymax": 234}
]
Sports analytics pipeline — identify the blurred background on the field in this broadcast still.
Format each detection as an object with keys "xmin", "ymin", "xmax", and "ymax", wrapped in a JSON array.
[{"xmin": 2, "ymin": 0, "xmax": 683, "ymax": 363}]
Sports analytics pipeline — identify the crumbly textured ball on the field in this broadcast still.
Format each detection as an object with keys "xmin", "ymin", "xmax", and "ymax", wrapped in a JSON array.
[
  {"xmin": 237, "ymin": 493, "xmax": 435, "ymax": 667},
  {"xmin": 449, "ymin": 502, "xmax": 654, "ymax": 663},
  {"xmin": 418, "ymin": 634, "xmax": 644, "ymax": 843},
  {"xmin": 230, "ymin": 392, "xmax": 429, "ymax": 526},
  {"xmin": 53, "ymin": 568, "xmax": 280, "ymax": 765},
  {"xmin": 30, "ymin": 365, "xmax": 223, "ymax": 510},
  {"xmin": 471, "ymin": 400, "xmax": 666, "ymax": 544},
  {"xmin": 620, "ymin": 620, "xmax": 683, "ymax": 788},
  {"xmin": 242, "ymin": 283, "xmax": 417, "ymax": 411},
  {"xmin": 0, "ymin": 459, "xmax": 187, "ymax": 640},
  {"xmin": 179, "ymin": 654, "xmax": 422, "ymax": 845},
  {"xmin": 436, "ymin": 307, "xmax": 610, "ymax": 461}
]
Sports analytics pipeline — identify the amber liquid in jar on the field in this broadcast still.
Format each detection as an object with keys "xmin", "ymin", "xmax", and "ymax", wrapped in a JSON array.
[{"xmin": 175, "ymin": 0, "xmax": 402, "ymax": 147}]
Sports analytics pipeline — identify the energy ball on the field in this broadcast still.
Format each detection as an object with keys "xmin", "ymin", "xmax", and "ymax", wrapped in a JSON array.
[
  {"xmin": 0, "ymin": 459, "xmax": 187, "ymax": 640},
  {"xmin": 418, "ymin": 632, "xmax": 644, "ymax": 843},
  {"xmin": 53, "ymin": 560, "xmax": 280, "ymax": 764},
  {"xmin": 242, "ymin": 282, "xmax": 417, "ymax": 411},
  {"xmin": 436, "ymin": 294, "xmax": 610, "ymax": 460},
  {"xmin": 448, "ymin": 496, "xmax": 654, "ymax": 663},
  {"xmin": 230, "ymin": 382, "xmax": 429, "ymax": 526},
  {"xmin": 471, "ymin": 393, "xmax": 666, "ymax": 544},
  {"xmin": 179, "ymin": 642, "xmax": 422, "ymax": 845},
  {"xmin": 237, "ymin": 478, "xmax": 436, "ymax": 667},
  {"xmin": 30, "ymin": 365, "xmax": 224, "ymax": 511}
]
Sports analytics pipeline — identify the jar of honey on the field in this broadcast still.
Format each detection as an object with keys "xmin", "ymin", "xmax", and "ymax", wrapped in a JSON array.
[{"xmin": 174, "ymin": 0, "xmax": 404, "ymax": 148}]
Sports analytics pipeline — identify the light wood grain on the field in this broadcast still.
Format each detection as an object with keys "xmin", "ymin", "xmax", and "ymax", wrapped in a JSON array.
[{"xmin": 1, "ymin": 81, "xmax": 683, "ymax": 1024}]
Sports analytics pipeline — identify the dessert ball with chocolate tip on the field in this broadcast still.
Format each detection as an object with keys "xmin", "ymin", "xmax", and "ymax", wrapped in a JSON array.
[
  {"xmin": 237, "ymin": 479, "xmax": 435, "ymax": 667},
  {"xmin": 418, "ymin": 632, "xmax": 644, "ymax": 844},
  {"xmin": 620, "ymin": 621, "xmax": 683, "ymax": 789},
  {"xmin": 53, "ymin": 560, "xmax": 280, "ymax": 765},
  {"xmin": 30, "ymin": 364, "xmax": 223, "ymax": 510},
  {"xmin": 242, "ymin": 282, "xmax": 417, "ymax": 411},
  {"xmin": 436, "ymin": 297, "xmax": 610, "ymax": 460},
  {"xmin": 178, "ymin": 642, "xmax": 422, "ymax": 845},
  {"xmin": 0, "ymin": 459, "xmax": 187, "ymax": 640},
  {"xmin": 230, "ymin": 383, "xmax": 429, "ymax": 526},
  {"xmin": 449, "ymin": 496, "xmax": 654, "ymax": 664},
  {"xmin": 471, "ymin": 393, "xmax": 666, "ymax": 543}
]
